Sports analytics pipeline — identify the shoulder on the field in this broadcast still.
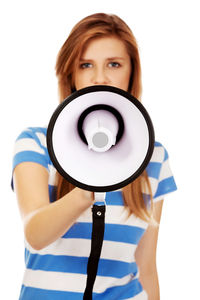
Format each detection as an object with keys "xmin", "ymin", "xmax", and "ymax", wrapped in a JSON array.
[
  {"xmin": 16, "ymin": 126, "xmax": 47, "ymax": 142},
  {"xmin": 15, "ymin": 126, "xmax": 47, "ymax": 151},
  {"xmin": 151, "ymin": 141, "xmax": 169, "ymax": 164},
  {"xmin": 13, "ymin": 126, "xmax": 51, "ymax": 171},
  {"xmin": 146, "ymin": 141, "xmax": 169, "ymax": 178},
  {"xmin": 146, "ymin": 141, "xmax": 177, "ymax": 200}
]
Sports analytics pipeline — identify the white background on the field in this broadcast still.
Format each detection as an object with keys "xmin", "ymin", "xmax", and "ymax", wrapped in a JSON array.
[{"xmin": 1, "ymin": 0, "xmax": 200, "ymax": 299}]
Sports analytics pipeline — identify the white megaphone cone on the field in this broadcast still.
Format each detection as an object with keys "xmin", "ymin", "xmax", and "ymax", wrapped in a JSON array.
[{"xmin": 47, "ymin": 85, "xmax": 155, "ymax": 192}]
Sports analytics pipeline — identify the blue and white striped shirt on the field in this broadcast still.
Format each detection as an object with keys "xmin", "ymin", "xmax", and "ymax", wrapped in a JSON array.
[{"xmin": 12, "ymin": 127, "xmax": 177, "ymax": 300}]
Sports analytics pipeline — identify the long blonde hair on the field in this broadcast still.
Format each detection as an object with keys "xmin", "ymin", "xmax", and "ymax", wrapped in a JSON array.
[{"xmin": 55, "ymin": 13, "xmax": 153, "ymax": 222}]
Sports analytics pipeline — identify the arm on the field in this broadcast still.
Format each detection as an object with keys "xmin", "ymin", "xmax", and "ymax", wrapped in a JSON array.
[
  {"xmin": 135, "ymin": 200, "xmax": 164, "ymax": 300},
  {"xmin": 13, "ymin": 162, "xmax": 94, "ymax": 250}
]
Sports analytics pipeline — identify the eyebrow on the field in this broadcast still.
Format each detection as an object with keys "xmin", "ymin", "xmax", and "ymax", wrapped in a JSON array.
[
  {"xmin": 107, "ymin": 57, "xmax": 125, "ymax": 61},
  {"xmin": 79, "ymin": 57, "xmax": 125, "ymax": 61}
]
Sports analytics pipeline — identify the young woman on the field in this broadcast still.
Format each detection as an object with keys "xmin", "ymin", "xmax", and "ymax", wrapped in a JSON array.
[{"xmin": 12, "ymin": 13, "xmax": 177, "ymax": 300}]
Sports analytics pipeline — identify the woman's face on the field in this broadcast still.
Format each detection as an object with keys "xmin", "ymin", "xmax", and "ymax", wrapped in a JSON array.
[{"xmin": 74, "ymin": 36, "xmax": 132, "ymax": 91}]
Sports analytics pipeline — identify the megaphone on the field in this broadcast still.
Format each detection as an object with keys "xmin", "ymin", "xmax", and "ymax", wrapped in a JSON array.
[
  {"xmin": 47, "ymin": 85, "xmax": 155, "ymax": 192},
  {"xmin": 47, "ymin": 85, "xmax": 155, "ymax": 298}
]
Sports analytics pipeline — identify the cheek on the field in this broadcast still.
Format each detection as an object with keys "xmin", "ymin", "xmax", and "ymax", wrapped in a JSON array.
[
  {"xmin": 74, "ymin": 72, "xmax": 91, "ymax": 90},
  {"xmin": 115, "ymin": 72, "xmax": 131, "ymax": 90},
  {"xmin": 74, "ymin": 74, "xmax": 84, "ymax": 90}
]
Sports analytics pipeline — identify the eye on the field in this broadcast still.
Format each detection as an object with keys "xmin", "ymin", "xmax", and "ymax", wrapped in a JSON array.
[
  {"xmin": 108, "ymin": 62, "xmax": 121, "ymax": 68},
  {"xmin": 80, "ymin": 62, "xmax": 93, "ymax": 69}
]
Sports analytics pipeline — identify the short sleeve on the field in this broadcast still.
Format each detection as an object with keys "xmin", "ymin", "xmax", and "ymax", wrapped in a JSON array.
[
  {"xmin": 11, "ymin": 127, "xmax": 49, "ymax": 190},
  {"xmin": 146, "ymin": 142, "xmax": 177, "ymax": 202}
]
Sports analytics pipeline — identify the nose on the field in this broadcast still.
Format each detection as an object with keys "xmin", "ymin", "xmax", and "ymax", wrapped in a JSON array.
[{"xmin": 91, "ymin": 68, "xmax": 110, "ymax": 85}]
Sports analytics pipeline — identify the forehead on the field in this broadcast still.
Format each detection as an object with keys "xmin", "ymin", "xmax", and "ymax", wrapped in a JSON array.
[{"xmin": 81, "ymin": 36, "xmax": 129, "ymax": 59}]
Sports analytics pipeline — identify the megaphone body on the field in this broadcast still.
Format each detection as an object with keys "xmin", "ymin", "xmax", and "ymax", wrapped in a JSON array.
[
  {"xmin": 47, "ymin": 85, "xmax": 155, "ymax": 193},
  {"xmin": 47, "ymin": 85, "xmax": 155, "ymax": 299}
]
